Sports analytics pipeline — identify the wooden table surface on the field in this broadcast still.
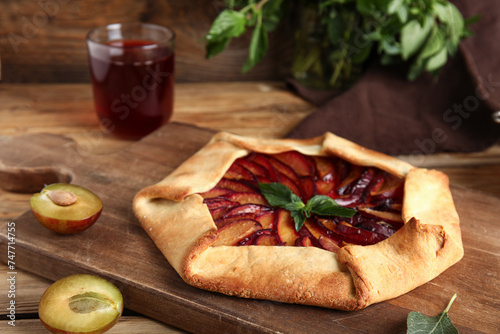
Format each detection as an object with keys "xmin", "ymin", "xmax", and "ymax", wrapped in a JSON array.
[{"xmin": 0, "ymin": 82, "xmax": 499, "ymax": 333}]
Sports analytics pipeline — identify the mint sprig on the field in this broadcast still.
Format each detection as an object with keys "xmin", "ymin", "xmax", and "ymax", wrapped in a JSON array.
[
  {"xmin": 407, "ymin": 293, "xmax": 459, "ymax": 334},
  {"xmin": 205, "ymin": 0, "xmax": 478, "ymax": 83},
  {"xmin": 258, "ymin": 182, "xmax": 356, "ymax": 231},
  {"xmin": 205, "ymin": 0, "xmax": 286, "ymax": 73}
]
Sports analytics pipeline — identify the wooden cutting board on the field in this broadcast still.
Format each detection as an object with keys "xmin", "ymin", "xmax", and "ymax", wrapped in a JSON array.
[{"xmin": 0, "ymin": 122, "xmax": 498, "ymax": 333}]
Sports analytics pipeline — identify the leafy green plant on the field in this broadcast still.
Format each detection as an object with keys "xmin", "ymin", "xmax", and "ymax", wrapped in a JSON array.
[
  {"xmin": 205, "ymin": 0, "xmax": 478, "ymax": 88},
  {"xmin": 258, "ymin": 182, "xmax": 355, "ymax": 231},
  {"xmin": 205, "ymin": 0, "xmax": 287, "ymax": 73},
  {"xmin": 407, "ymin": 293, "xmax": 459, "ymax": 334}
]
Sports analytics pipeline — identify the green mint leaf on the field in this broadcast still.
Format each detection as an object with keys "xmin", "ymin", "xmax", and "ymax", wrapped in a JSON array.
[
  {"xmin": 206, "ymin": 37, "xmax": 232, "ymax": 59},
  {"xmin": 445, "ymin": 3, "xmax": 465, "ymax": 43},
  {"xmin": 380, "ymin": 38, "xmax": 401, "ymax": 56},
  {"xmin": 407, "ymin": 63, "xmax": 424, "ymax": 81},
  {"xmin": 206, "ymin": 10, "xmax": 246, "ymax": 40},
  {"xmin": 351, "ymin": 42, "xmax": 373, "ymax": 64},
  {"xmin": 259, "ymin": 183, "xmax": 355, "ymax": 232},
  {"xmin": 418, "ymin": 26, "xmax": 445, "ymax": 60},
  {"xmin": 205, "ymin": 9, "xmax": 246, "ymax": 58},
  {"xmin": 433, "ymin": 2, "xmax": 465, "ymax": 56},
  {"xmin": 327, "ymin": 13, "xmax": 343, "ymax": 45},
  {"xmin": 433, "ymin": 2, "xmax": 452, "ymax": 24},
  {"xmin": 401, "ymin": 16, "xmax": 433, "ymax": 60},
  {"xmin": 397, "ymin": 5, "xmax": 408, "ymax": 23},
  {"xmin": 259, "ymin": 182, "xmax": 306, "ymax": 231},
  {"xmin": 464, "ymin": 14, "xmax": 481, "ymax": 26},
  {"xmin": 407, "ymin": 294, "xmax": 459, "ymax": 334},
  {"xmin": 380, "ymin": 53, "xmax": 402, "ymax": 66},
  {"xmin": 306, "ymin": 195, "xmax": 356, "ymax": 218},
  {"xmin": 387, "ymin": 0, "xmax": 403, "ymax": 15},
  {"xmin": 425, "ymin": 47, "xmax": 447, "ymax": 72},
  {"xmin": 262, "ymin": 0, "xmax": 286, "ymax": 32},
  {"xmin": 434, "ymin": 2, "xmax": 464, "ymax": 39},
  {"xmin": 356, "ymin": 0, "xmax": 375, "ymax": 16},
  {"xmin": 448, "ymin": 2, "xmax": 465, "ymax": 46},
  {"xmin": 258, "ymin": 182, "xmax": 300, "ymax": 207},
  {"xmin": 242, "ymin": 19, "xmax": 268, "ymax": 73},
  {"xmin": 284, "ymin": 200, "xmax": 306, "ymax": 213},
  {"xmin": 290, "ymin": 209, "xmax": 306, "ymax": 232}
]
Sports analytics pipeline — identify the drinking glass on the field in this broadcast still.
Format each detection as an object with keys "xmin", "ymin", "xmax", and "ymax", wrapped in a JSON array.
[{"xmin": 87, "ymin": 22, "xmax": 175, "ymax": 139}]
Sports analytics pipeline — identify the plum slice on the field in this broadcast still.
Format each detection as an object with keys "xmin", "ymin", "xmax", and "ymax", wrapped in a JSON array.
[
  {"xmin": 273, "ymin": 151, "xmax": 316, "ymax": 177},
  {"xmin": 203, "ymin": 150, "xmax": 405, "ymax": 251},
  {"xmin": 275, "ymin": 209, "xmax": 299, "ymax": 246},
  {"xmin": 212, "ymin": 219, "xmax": 262, "ymax": 246},
  {"xmin": 30, "ymin": 183, "xmax": 103, "ymax": 235}
]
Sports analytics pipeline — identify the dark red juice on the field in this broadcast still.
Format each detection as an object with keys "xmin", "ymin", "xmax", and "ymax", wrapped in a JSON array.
[{"xmin": 89, "ymin": 39, "xmax": 174, "ymax": 139}]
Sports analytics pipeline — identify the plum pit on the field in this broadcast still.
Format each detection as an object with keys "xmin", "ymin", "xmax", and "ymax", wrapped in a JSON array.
[
  {"xmin": 38, "ymin": 274, "xmax": 123, "ymax": 334},
  {"xmin": 30, "ymin": 183, "xmax": 103, "ymax": 234}
]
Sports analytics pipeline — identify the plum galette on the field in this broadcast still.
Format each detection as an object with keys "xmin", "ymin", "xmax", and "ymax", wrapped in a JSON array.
[{"xmin": 133, "ymin": 132, "xmax": 463, "ymax": 310}]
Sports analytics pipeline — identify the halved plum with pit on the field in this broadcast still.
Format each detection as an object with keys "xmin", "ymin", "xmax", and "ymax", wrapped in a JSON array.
[{"xmin": 30, "ymin": 183, "xmax": 103, "ymax": 234}]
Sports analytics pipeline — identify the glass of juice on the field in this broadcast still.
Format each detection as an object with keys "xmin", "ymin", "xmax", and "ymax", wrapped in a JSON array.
[{"xmin": 86, "ymin": 23, "xmax": 175, "ymax": 139}]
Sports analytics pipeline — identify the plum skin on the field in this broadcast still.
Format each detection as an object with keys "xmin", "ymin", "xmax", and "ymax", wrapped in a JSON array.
[
  {"xmin": 32, "ymin": 208, "xmax": 103, "ymax": 235},
  {"xmin": 41, "ymin": 316, "xmax": 120, "ymax": 334},
  {"xmin": 203, "ymin": 151, "xmax": 405, "ymax": 249},
  {"xmin": 30, "ymin": 183, "xmax": 103, "ymax": 235}
]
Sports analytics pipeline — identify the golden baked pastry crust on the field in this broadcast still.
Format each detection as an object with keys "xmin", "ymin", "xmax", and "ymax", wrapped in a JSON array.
[{"xmin": 133, "ymin": 132, "xmax": 463, "ymax": 310}]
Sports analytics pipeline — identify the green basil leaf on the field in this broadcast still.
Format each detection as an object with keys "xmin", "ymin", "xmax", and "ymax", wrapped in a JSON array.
[
  {"xmin": 351, "ymin": 42, "xmax": 373, "ymax": 64},
  {"xmin": 380, "ymin": 53, "xmax": 402, "ymax": 65},
  {"xmin": 407, "ymin": 59, "xmax": 425, "ymax": 81},
  {"xmin": 433, "ymin": 3, "xmax": 451, "ymax": 24},
  {"xmin": 284, "ymin": 200, "xmax": 306, "ymax": 213},
  {"xmin": 461, "ymin": 26, "xmax": 474, "ymax": 39},
  {"xmin": 262, "ymin": 0, "xmax": 286, "ymax": 32},
  {"xmin": 356, "ymin": 0, "xmax": 375, "ymax": 16},
  {"xmin": 327, "ymin": 14, "xmax": 343, "ymax": 45},
  {"xmin": 433, "ymin": 2, "xmax": 464, "ymax": 44},
  {"xmin": 306, "ymin": 195, "xmax": 356, "ymax": 218},
  {"xmin": 258, "ymin": 182, "xmax": 298, "ymax": 207},
  {"xmin": 445, "ymin": 39, "xmax": 458, "ymax": 56},
  {"xmin": 380, "ymin": 38, "xmax": 401, "ymax": 56},
  {"xmin": 288, "ymin": 210, "xmax": 304, "ymax": 231},
  {"xmin": 447, "ymin": 3, "xmax": 465, "ymax": 43},
  {"xmin": 397, "ymin": 5, "xmax": 408, "ymax": 23},
  {"xmin": 206, "ymin": 37, "xmax": 231, "ymax": 59},
  {"xmin": 425, "ymin": 47, "xmax": 447, "ymax": 72},
  {"xmin": 242, "ymin": 20, "xmax": 268, "ymax": 73},
  {"xmin": 464, "ymin": 14, "xmax": 481, "ymax": 26},
  {"xmin": 258, "ymin": 182, "xmax": 306, "ymax": 232},
  {"xmin": 206, "ymin": 9, "xmax": 246, "ymax": 41},
  {"xmin": 259, "ymin": 183, "xmax": 356, "ymax": 232},
  {"xmin": 407, "ymin": 294, "xmax": 459, "ymax": 334},
  {"xmin": 400, "ymin": 16, "xmax": 433, "ymax": 60},
  {"xmin": 387, "ymin": 0, "xmax": 403, "ymax": 14},
  {"xmin": 205, "ymin": 9, "xmax": 247, "ymax": 58},
  {"xmin": 418, "ymin": 26, "xmax": 445, "ymax": 60}
]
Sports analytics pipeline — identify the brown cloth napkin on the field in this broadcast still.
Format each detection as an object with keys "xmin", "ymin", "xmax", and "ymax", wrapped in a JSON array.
[{"xmin": 286, "ymin": 0, "xmax": 500, "ymax": 156}]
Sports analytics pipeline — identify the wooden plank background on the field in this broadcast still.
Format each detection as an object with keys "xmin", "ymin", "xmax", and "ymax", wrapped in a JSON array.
[{"xmin": 0, "ymin": 0, "xmax": 294, "ymax": 83}]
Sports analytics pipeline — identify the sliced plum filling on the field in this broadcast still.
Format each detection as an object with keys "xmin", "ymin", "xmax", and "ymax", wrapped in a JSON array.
[{"xmin": 199, "ymin": 151, "xmax": 405, "ymax": 252}]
